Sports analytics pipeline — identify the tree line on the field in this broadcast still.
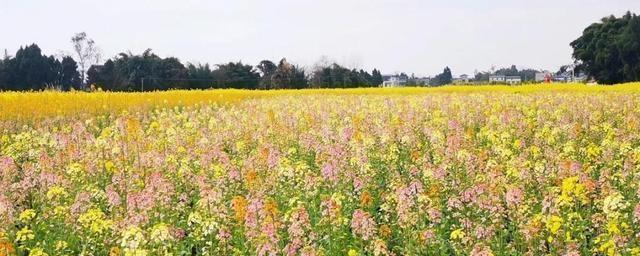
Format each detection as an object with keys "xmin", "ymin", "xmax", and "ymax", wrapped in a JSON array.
[
  {"xmin": 0, "ymin": 35, "xmax": 384, "ymax": 91},
  {"xmin": 0, "ymin": 45, "xmax": 81, "ymax": 91},
  {"xmin": 87, "ymin": 52, "xmax": 384, "ymax": 91}
]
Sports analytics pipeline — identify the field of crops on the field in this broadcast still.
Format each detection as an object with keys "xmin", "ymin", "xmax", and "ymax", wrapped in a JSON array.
[{"xmin": 2, "ymin": 84, "xmax": 640, "ymax": 255}]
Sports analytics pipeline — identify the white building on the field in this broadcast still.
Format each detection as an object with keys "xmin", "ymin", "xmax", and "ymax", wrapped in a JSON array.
[
  {"xmin": 489, "ymin": 75, "xmax": 506, "ymax": 83},
  {"xmin": 505, "ymin": 76, "xmax": 522, "ymax": 84},
  {"xmin": 453, "ymin": 74, "xmax": 472, "ymax": 84},
  {"xmin": 382, "ymin": 75, "xmax": 408, "ymax": 87}
]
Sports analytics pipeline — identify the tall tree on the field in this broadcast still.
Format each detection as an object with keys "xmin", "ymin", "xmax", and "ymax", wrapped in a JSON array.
[
  {"xmin": 272, "ymin": 58, "xmax": 307, "ymax": 89},
  {"xmin": 87, "ymin": 59, "xmax": 117, "ymax": 90},
  {"xmin": 5, "ymin": 44, "xmax": 58, "ymax": 90},
  {"xmin": 213, "ymin": 62, "xmax": 260, "ymax": 89},
  {"xmin": 0, "ymin": 51, "xmax": 7, "ymax": 90},
  {"xmin": 371, "ymin": 69, "xmax": 383, "ymax": 86},
  {"xmin": 257, "ymin": 60, "xmax": 278, "ymax": 89},
  {"xmin": 186, "ymin": 63, "xmax": 215, "ymax": 89},
  {"xmin": 359, "ymin": 69, "xmax": 374, "ymax": 87},
  {"xmin": 71, "ymin": 32, "xmax": 101, "ymax": 88},
  {"xmin": 571, "ymin": 12, "xmax": 640, "ymax": 84},
  {"xmin": 58, "ymin": 56, "xmax": 81, "ymax": 90},
  {"xmin": 431, "ymin": 67, "xmax": 452, "ymax": 86}
]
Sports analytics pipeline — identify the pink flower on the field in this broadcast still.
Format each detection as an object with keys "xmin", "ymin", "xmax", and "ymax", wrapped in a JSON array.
[
  {"xmin": 422, "ymin": 230, "xmax": 435, "ymax": 241},
  {"xmin": 428, "ymin": 208, "xmax": 442, "ymax": 224},
  {"xmin": 244, "ymin": 198, "xmax": 262, "ymax": 239},
  {"xmin": 321, "ymin": 198, "xmax": 340, "ymax": 220},
  {"xmin": 0, "ymin": 195, "xmax": 13, "ymax": 224},
  {"xmin": 470, "ymin": 245, "xmax": 494, "ymax": 256},
  {"xmin": 70, "ymin": 192, "xmax": 91, "ymax": 216},
  {"xmin": 634, "ymin": 204, "xmax": 640, "ymax": 223},
  {"xmin": 106, "ymin": 185, "xmax": 121, "ymax": 208},
  {"xmin": 447, "ymin": 197, "xmax": 463, "ymax": 210},
  {"xmin": 287, "ymin": 207, "xmax": 311, "ymax": 239},
  {"xmin": 321, "ymin": 162, "xmax": 338, "ymax": 182},
  {"xmin": 173, "ymin": 228, "xmax": 186, "ymax": 240},
  {"xmin": 505, "ymin": 187, "xmax": 524, "ymax": 208},
  {"xmin": 217, "ymin": 228, "xmax": 231, "ymax": 243},
  {"xmin": 351, "ymin": 209, "xmax": 376, "ymax": 241}
]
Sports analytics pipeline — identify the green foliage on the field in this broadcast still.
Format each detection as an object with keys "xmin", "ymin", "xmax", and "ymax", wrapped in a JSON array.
[
  {"xmin": 87, "ymin": 60, "xmax": 116, "ymax": 90},
  {"xmin": 59, "ymin": 57, "xmax": 82, "ymax": 91},
  {"xmin": 271, "ymin": 59, "xmax": 307, "ymax": 89},
  {"xmin": 1, "ymin": 46, "xmax": 383, "ymax": 91},
  {"xmin": 0, "ymin": 44, "xmax": 80, "ymax": 91},
  {"xmin": 257, "ymin": 60, "xmax": 278, "ymax": 89},
  {"xmin": 213, "ymin": 61, "xmax": 260, "ymax": 89},
  {"xmin": 310, "ymin": 63, "xmax": 380, "ymax": 88},
  {"xmin": 431, "ymin": 67, "xmax": 452, "ymax": 86},
  {"xmin": 185, "ymin": 63, "xmax": 216, "ymax": 89},
  {"xmin": 571, "ymin": 11, "xmax": 640, "ymax": 84},
  {"xmin": 371, "ymin": 69, "xmax": 383, "ymax": 86},
  {"xmin": 88, "ymin": 49, "xmax": 189, "ymax": 91},
  {"xmin": 0, "ymin": 53, "xmax": 7, "ymax": 90}
]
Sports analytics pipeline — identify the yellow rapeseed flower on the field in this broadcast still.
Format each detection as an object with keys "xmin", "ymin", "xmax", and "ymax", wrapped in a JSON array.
[
  {"xmin": 149, "ymin": 223, "xmax": 172, "ymax": 244},
  {"xmin": 29, "ymin": 248, "xmax": 48, "ymax": 256},
  {"xmin": 546, "ymin": 215, "xmax": 563, "ymax": 235},
  {"xmin": 603, "ymin": 192, "xmax": 626, "ymax": 217},
  {"xmin": 18, "ymin": 209, "xmax": 36, "ymax": 222},
  {"xmin": 450, "ymin": 228, "xmax": 465, "ymax": 240},
  {"xmin": 78, "ymin": 208, "xmax": 112, "ymax": 234},
  {"xmin": 15, "ymin": 227, "xmax": 34, "ymax": 243},
  {"xmin": 46, "ymin": 186, "xmax": 68, "ymax": 200}
]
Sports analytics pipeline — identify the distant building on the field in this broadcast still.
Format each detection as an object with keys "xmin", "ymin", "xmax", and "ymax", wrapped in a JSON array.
[
  {"xmin": 382, "ymin": 75, "xmax": 407, "ymax": 87},
  {"xmin": 505, "ymin": 76, "xmax": 522, "ymax": 84},
  {"xmin": 555, "ymin": 71, "xmax": 588, "ymax": 83},
  {"xmin": 553, "ymin": 75, "xmax": 570, "ymax": 82},
  {"xmin": 535, "ymin": 71, "xmax": 552, "ymax": 82},
  {"xmin": 489, "ymin": 75, "xmax": 521, "ymax": 84},
  {"xmin": 453, "ymin": 74, "xmax": 472, "ymax": 84},
  {"xmin": 489, "ymin": 75, "xmax": 506, "ymax": 83}
]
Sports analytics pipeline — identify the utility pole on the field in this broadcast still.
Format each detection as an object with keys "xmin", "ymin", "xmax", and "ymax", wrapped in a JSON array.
[{"xmin": 141, "ymin": 78, "xmax": 144, "ymax": 92}]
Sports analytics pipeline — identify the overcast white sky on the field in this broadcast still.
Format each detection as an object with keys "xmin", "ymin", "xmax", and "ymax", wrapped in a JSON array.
[{"xmin": 1, "ymin": 0, "xmax": 638, "ymax": 76}]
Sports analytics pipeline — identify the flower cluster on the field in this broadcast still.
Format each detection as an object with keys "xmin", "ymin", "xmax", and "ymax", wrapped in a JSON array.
[{"xmin": 1, "ymin": 87, "xmax": 640, "ymax": 254}]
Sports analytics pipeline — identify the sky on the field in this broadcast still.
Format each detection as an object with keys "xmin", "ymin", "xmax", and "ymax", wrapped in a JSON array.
[{"xmin": 1, "ymin": 0, "xmax": 639, "ymax": 77}]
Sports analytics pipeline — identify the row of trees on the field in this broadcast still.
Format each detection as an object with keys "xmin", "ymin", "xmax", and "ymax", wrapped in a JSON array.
[
  {"xmin": 0, "ymin": 46, "xmax": 385, "ymax": 92},
  {"xmin": 0, "ymin": 44, "xmax": 81, "ymax": 91},
  {"xmin": 0, "ymin": 34, "xmax": 386, "ymax": 91},
  {"xmin": 86, "ymin": 51, "xmax": 385, "ymax": 91}
]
